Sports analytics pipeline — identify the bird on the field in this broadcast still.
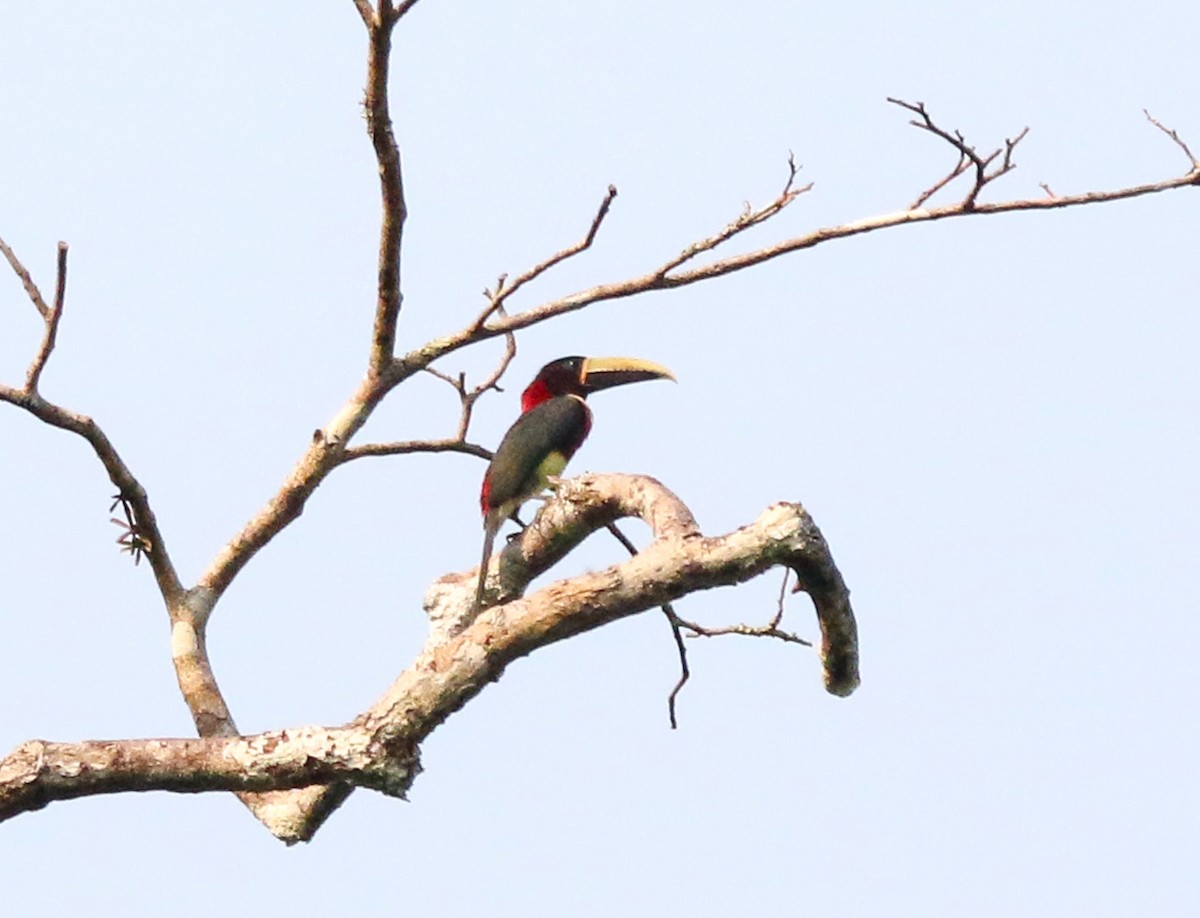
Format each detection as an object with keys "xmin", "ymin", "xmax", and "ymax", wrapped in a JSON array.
[{"xmin": 474, "ymin": 355, "xmax": 675, "ymax": 611}]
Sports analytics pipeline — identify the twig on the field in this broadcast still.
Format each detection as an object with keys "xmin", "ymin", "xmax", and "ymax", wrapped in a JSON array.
[
  {"xmin": 0, "ymin": 241, "xmax": 180, "ymax": 601},
  {"xmin": 888, "ymin": 98, "xmax": 1029, "ymax": 209},
  {"xmin": 473, "ymin": 185, "xmax": 620, "ymax": 332},
  {"xmin": 395, "ymin": 314, "xmax": 517, "ymax": 455},
  {"xmin": 6, "ymin": 80, "xmax": 1194, "ymax": 614},
  {"xmin": 487, "ymin": 166, "xmax": 1200, "ymax": 343},
  {"xmin": 195, "ymin": 101, "xmax": 1200, "ymax": 613},
  {"xmin": 0, "ymin": 385, "xmax": 183, "ymax": 602},
  {"xmin": 656, "ymin": 153, "xmax": 811, "ymax": 277},
  {"xmin": 0, "ymin": 234, "xmax": 51, "ymax": 319},
  {"xmin": 671, "ymin": 566, "xmax": 812, "ymax": 648},
  {"xmin": 663, "ymin": 609, "xmax": 690, "ymax": 731},
  {"xmin": 343, "ymin": 438, "xmax": 492, "ymax": 461},
  {"xmin": 907, "ymin": 152, "xmax": 971, "ymax": 210},
  {"xmin": 1144, "ymin": 109, "xmax": 1198, "ymax": 168},
  {"xmin": 25, "ymin": 242, "xmax": 68, "ymax": 392},
  {"xmin": 425, "ymin": 316, "xmax": 518, "ymax": 440},
  {"xmin": 603, "ymin": 521, "xmax": 691, "ymax": 728}
]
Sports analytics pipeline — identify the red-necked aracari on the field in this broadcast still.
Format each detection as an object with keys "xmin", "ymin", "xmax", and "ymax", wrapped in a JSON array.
[{"xmin": 474, "ymin": 355, "xmax": 675, "ymax": 610}]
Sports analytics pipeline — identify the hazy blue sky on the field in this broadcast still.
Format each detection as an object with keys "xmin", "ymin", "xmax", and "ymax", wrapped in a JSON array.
[{"xmin": 2, "ymin": 3, "xmax": 1197, "ymax": 915}]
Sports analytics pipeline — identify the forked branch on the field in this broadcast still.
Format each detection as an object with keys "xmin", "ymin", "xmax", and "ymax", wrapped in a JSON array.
[
  {"xmin": 0, "ymin": 472, "xmax": 857, "ymax": 839},
  {"xmin": 4, "ymin": 0, "xmax": 1197, "ymax": 846},
  {"xmin": 889, "ymin": 97, "xmax": 1029, "ymax": 209},
  {"xmin": 0, "ymin": 239, "xmax": 182, "ymax": 605}
]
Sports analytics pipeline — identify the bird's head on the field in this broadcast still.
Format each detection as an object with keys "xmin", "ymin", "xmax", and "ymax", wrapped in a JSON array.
[{"xmin": 520, "ymin": 356, "xmax": 675, "ymax": 412}]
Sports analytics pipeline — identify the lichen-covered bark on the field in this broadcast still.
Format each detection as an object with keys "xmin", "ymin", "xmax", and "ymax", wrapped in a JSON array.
[{"xmin": 0, "ymin": 472, "xmax": 857, "ymax": 842}]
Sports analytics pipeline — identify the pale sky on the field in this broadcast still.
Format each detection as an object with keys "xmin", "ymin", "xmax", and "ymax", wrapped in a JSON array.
[{"xmin": 2, "ymin": 3, "xmax": 1197, "ymax": 915}]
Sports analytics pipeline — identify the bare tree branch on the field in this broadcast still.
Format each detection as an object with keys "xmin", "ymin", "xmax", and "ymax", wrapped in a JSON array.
[
  {"xmin": 673, "ymin": 570, "xmax": 812, "ymax": 647},
  {"xmin": 655, "ymin": 153, "xmax": 812, "ymax": 277},
  {"xmin": 0, "ymin": 472, "xmax": 856, "ymax": 839},
  {"xmin": 1144, "ymin": 109, "xmax": 1198, "ymax": 168},
  {"xmin": 24, "ymin": 242, "xmax": 68, "ymax": 392},
  {"xmin": 0, "ymin": 390, "xmax": 182, "ymax": 604},
  {"xmin": 0, "ymin": 237, "xmax": 309, "ymax": 833},
  {"xmin": 0, "ymin": 730, "xmax": 418, "ymax": 826},
  {"xmin": 888, "ymin": 98, "xmax": 1030, "ymax": 209},
  {"xmin": 188, "ymin": 99, "xmax": 1200, "ymax": 619},
  {"xmin": 0, "ymin": 234, "xmax": 51, "ymax": 319},
  {"xmin": 472, "ymin": 185, "xmax": 620, "ymax": 331},
  {"xmin": 3, "ymin": 0, "xmax": 1193, "ymax": 844},
  {"xmin": 359, "ymin": 5, "xmax": 408, "ymax": 372},
  {"xmin": 483, "ymin": 160, "xmax": 1200, "ymax": 340},
  {"xmin": 343, "ymin": 438, "xmax": 492, "ymax": 461},
  {"xmin": 440, "ymin": 473, "xmax": 857, "ymax": 694},
  {"xmin": 420, "ymin": 321, "xmax": 519, "ymax": 440},
  {"xmin": 602, "ymin": 520, "xmax": 692, "ymax": 729},
  {"xmin": 907, "ymin": 151, "xmax": 971, "ymax": 210},
  {"xmin": 195, "ymin": 369, "xmax": 400, "ymax": 598}
]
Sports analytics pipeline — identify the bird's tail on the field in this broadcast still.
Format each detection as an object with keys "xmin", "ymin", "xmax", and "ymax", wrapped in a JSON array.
[{"xmin": 474, "ymin": 515, "xmax": 501, "ymax": 613}]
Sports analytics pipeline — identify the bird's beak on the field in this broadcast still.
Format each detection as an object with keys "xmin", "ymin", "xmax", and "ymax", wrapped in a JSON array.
[{"xmin": 579, "ymin": 356, "xmax": 676, "ymax": 392}]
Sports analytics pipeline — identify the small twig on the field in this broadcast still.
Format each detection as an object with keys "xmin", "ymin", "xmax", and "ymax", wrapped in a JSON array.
[
  {"xmin": 671, "ymin": 572, "xmax": 812, "ymax": 647},
  {"xmin": 25, "ymin": 242, "xmax": 68, "ymax": 392},
  {"xmin": 473, "ymin": 185, "xmax": 619, "ymax": 332},
  {"xmin": 663, "ymin": 607, "xmax": 690, "ymax": 731},
  {"xmin": 675, "ymin": 616, "xmax": 812, "ymax": 646},
  {"xmin": 1144, "ymin": 109, "xmax": 1198, "ymax": 168},
  {"xmin": 989, "ymin": 128, "xmax": 1030, "ymax": 182},
  {"xmin": 908, "ymin": 152, "xmax": 971, "ymax": 210},
  {"xmin": 0, "ymin": 235, "xmax": 51, "ymax": 319},
  {"xmin": 342, "ymin": 438, "xmax": 492, "ymax": 462},
  {"xmin": 603, "ymin": 521, "xmax": 691, "ymax": 728},
  {"xmin": 1039, "ymin": 182, "xmax": 1057, "ymax": 199},
  {"xmin": 417, "ymin": 311, "xmax": 518, "ymax": 445},
  {"xmin": 656, "ymin": 153, "xmax": 812, "ymax": 277},
  {"xmin": 769, "ymin": 567, "xmax": 790, "ymax": 627},
  {"xmin": 456, "ymin": 329, "xmax": 517, "ymax": 437},
  {"xmin": 889, "ymin": 98, "xmax": 1028, "ymax": 210},
  {"xmin": 423, "ymin": 366, "xmax": 465, "ymax": 392}
]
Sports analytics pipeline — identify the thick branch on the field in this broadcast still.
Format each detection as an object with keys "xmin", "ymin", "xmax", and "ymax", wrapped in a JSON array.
[
  {"xmin": 9, "ymin": 473, "xmax": 852, "ymax": 842},
  {"xmin": 287, "ymin": 472, "xmax": 858, "ymax": 839},
  {"xmin": 196, "ymin": 369, "xmax": 402, "ymax": 597},
  {"xmin": 0, "ymin": 730, "xmax": 418, "ymax": 827},
  {"xmin": 444, "ymin": 473, "xmax": 858, "ymax": 696}
]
